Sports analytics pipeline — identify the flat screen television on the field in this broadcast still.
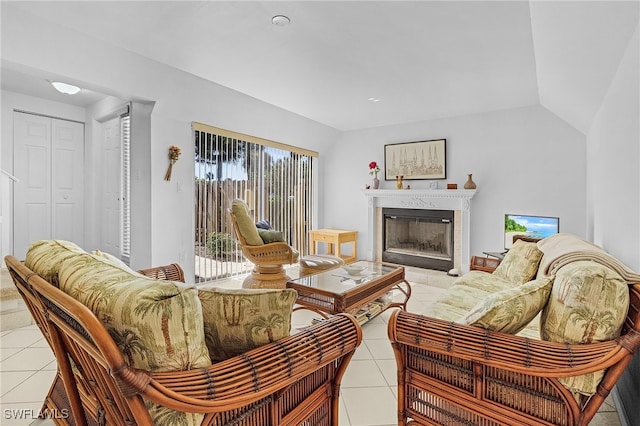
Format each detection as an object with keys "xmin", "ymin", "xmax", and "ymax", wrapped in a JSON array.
[{"xmin": 504, "ymin": 214, "xmax": 559, "ymax": 250}]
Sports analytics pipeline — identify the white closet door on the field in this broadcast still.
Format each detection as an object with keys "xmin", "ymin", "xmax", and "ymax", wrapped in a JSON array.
[
  {"xmin": 101, "ymin": 117, "xmax": 121, "ymax": 256},
  {"xmin": 13, "ymin": 112, "xmax": 84, "ymax": 258},
  {"xmin": 51, "ymin": 118, "xmax": 84, "ymax": 244},
  {"xmin": 13, "ymin": 113, "xmax": 52, "ymax": 258}
]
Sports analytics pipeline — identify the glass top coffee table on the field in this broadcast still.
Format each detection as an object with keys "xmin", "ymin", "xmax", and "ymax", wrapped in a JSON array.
[{"xmin": 286, "ymin": 260, "xmax": 411, "ymax": 323}]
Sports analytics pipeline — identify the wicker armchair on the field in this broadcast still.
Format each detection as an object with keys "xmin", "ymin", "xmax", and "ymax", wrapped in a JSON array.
[
  {"xmin": 388, "ymin": 283, "xmax": 640, "ymax": 426},
  {"xmin": 228, "ymin": 208, "xmax": 299, "ymax": 288},
  {"xmin": 5, "ymin": 255, "xmax": 362, "ymax": 426}
]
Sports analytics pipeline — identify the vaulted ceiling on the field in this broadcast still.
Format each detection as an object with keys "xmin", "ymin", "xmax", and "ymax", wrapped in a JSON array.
[{"xmin": 2, "ymin": 1, "xmax": 638, "ymax": 133}]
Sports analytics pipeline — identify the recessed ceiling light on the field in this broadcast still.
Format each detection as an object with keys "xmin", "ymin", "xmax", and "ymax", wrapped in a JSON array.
[
  {"xmin": 272, "ymin": 15, "xmax": 291, "ymax": 26},
  {"xmin": 51, "ymin": 81, "xmax": 81, "ymax": 95},
  {"xmin": 368, "ymin": 97, "xmax": 381, "ymax": 103}
]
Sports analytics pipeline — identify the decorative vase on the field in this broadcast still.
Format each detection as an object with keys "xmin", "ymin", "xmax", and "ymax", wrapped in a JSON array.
[
  {"xmin": 464, "ymin": 173, "xmax": 477, "ymax": 189},
  {"xmin": 372, "ymin": 175, "xmax": 380, "ymax": 189}
]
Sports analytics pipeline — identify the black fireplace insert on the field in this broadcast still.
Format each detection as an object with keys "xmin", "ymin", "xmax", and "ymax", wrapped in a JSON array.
[{"xmin": 382, "ymin": 208, "xmax": 454, "ymax": 271}]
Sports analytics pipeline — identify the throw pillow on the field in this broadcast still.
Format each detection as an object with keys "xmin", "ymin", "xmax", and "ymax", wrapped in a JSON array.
[
  {"xmin": 493, "ymin": 239, "xmax": 543, "ymax": 284},
  {"xmin": 25, "ymin": 240, "xmax": 86, "ymax": 285},
  {"xmin": 256, "ymin": 220, "xmax": 271, "ymax": 230},
  {"xmin": 198, "ymin": 287, "xmax": 297, "ymax": 361},
  {"xmin": 58, "ymin": 253, "xmax": 211, "ymax": 426},
  {"xmin": 458, "ymin": 276, "xmax": 553, "ymax": 334},
  {"xmin": 91, "ymin": 249, "xmax": 140, "ymax": 275},
  {"xmin": 540, "ymin": 261, "xmax": 629, "ymax": 396},
  {"xmin": 231, "ymin": 199, "xmax": 264, "ymax": 246},
  {"xmin": 258, "ymin": 229, "xmax": 285, "ymax": 244}
]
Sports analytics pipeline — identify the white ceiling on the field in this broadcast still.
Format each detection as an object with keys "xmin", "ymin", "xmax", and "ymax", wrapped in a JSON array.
[
  {"xmin": 1, "ymin": 1, "xmax": 638, "ymax": 132},
  {"xmin": 1, "ymin": 67, "xmax": 110, "ymax": 108}
]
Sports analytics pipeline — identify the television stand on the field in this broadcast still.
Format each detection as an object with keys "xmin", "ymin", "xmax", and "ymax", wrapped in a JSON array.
[
  {"xmin": 482, "ymin": 251, "xmax": 506, "ymax": 260},
  {"xmin": 470, "ymin": 256, "xmax": 501, "ymax": 273}
]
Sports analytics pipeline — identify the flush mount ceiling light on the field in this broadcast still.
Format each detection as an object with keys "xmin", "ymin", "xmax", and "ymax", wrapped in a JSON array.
[
  {"xmin": 51, "ymin": 81, "xmax": 81, "ymax": 95},
  {"xmin": 368, "ymin": 97, "xmax": 381, "ymax": 103},
  {"xmin": 272, "ymin": 15, "xmax": 291, "ymax": 26}
]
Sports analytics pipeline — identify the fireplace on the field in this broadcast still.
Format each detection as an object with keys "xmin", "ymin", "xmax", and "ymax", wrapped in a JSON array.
[
  {"xmin": 383, "ymin": 208, "xmax": 454, "ymax": 271},
  {"xmin": 362, "ymin": 189, "xmax": 477, "ymax": 274}
]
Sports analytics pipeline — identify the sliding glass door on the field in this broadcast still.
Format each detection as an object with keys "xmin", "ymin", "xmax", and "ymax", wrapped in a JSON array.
[{"xmin": 193, "ymin": 123, "xmax": 316, "ymax": 283}]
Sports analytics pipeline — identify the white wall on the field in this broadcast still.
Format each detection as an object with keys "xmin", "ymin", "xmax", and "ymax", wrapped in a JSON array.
[
  {"xmin": 587, "ymin": 25, "xmax": 640, "ymax": 270},
  {"xmin": 2, "ymin": 8, "xmax": 340, "ymax": 279},
  {"xmin": 323, "ymin": 105, "xmax": 587, "ymax": 258},
  {"xmin": 587, "ymin": 23, "xmax": 639, "ymax": 426}
]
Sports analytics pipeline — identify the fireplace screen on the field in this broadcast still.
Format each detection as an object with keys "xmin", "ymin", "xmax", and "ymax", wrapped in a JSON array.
[{"xmin": 382, "ymin": 208, "xmax": 454, "ymax": 271}]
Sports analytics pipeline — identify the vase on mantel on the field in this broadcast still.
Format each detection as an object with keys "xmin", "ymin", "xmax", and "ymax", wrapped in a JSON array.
[
  {"xmin": 464, "ymin": 173, "xmax": 477, "ymax": 189},
  {"xmin": 372, "ymin": 174, "xmax": 380, "ymax": 189}
]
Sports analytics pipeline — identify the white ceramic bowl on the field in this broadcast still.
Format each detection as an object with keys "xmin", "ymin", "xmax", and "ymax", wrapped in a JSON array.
[{"xmin": 342, "ymin": 264, "xmax": 366, "ymax": 276}]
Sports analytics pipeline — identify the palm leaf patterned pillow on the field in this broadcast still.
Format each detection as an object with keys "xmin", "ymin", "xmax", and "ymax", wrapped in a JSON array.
[
  {"xmin": 25, "ymin": 240, "xmax": 86, "ymax": 285},
  {"xmin": 198, "ymin": 287, "xmax": 297, "ymax": 361},
  {"xmin": 57, "ymin": 252, "xmax": 211, "ymax": 426},
  {"xmin": 493, "ymin": 239, "xmax": 543, "ymax": 284},
  {"xmin": 541, "ymin": 260, "xmax": 629, "ymax": 396},
  {"xmin": 458, "ymin": 276, "xmax": 553, "ymax": 334}
]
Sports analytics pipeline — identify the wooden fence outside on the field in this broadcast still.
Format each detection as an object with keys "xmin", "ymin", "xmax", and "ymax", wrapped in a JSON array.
[{"xmin": 194, "ymin": 179, "xmax": 312, "ymax": 283}]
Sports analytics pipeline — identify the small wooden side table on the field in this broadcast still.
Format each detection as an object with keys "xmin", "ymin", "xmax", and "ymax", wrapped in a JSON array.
[{"xmin": 309, "ymin": 229, "xmax": 358, "ymax": 264}]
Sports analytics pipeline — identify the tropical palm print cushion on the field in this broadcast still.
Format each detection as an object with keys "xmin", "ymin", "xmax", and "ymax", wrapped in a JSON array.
[
  {"xmin": 458, "ymin": 276, "xmax": 553, "ymax": 334},
  {"xmin": 25, "ymin": 240, "xmax": 86, "ymax": 284},
  {"xmin": 541, "ymin": 260, "xmax": 629, "ymax": 396},
  {"xmin": 493, "ymin": 239, "xmax": 543, "ymax": 284},
  {"xmin": 198, "ymin": 287, "xmax": 297, "ymax": 361},
  {"xmin": 422, "ymin": 271, "xmax": 514, "ymax": 321},
  {"xmin": 57, "ymin": 252, "xmax": 211, "ymax": 426}
]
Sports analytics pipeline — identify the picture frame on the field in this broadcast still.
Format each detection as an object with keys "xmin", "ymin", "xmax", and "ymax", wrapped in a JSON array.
[{"xmin": 384, "ymin": 138, "xmax": 446, "ymax": 180}]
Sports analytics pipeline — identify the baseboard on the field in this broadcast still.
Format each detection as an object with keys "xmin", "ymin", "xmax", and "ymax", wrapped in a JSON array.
[{"xmin": 613, "ymin": 386, "xmax": 630, "ymax": 426}]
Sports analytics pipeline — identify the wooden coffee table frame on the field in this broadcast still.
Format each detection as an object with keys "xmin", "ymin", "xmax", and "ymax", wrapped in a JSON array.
[{"xmin": 287, "ymin": 260, "xmax": 411, "ymax": 319}]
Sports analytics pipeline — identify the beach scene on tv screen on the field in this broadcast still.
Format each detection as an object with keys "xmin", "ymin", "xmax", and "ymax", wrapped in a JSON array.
[{"xmin": 504, "ymin": 215, "xmax": 559, "ymax": 248}]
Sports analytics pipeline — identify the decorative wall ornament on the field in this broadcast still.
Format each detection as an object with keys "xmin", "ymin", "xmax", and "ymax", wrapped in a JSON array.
[
  {"xmin": 400, "ymin": 198, "xmax": 437, "ymax": 209},
  {"xmin": 164, "ymin": 145, "xmax": 182, "ymax": 181}
]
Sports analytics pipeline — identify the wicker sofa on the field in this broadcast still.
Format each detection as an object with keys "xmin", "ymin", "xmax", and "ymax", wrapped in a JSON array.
[
  {"xmin": 5, "ymin": 240, "xmax": 362, "ymax": 426},
  {"xmin": 388, "ymin": 233, "xmax": 640, "ymax": 425}
]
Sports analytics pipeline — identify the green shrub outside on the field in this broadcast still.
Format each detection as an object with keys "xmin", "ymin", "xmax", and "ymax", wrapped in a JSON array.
[{"xmin": 206, "ymin": 232, "xmax": 236, "ymax": 257}]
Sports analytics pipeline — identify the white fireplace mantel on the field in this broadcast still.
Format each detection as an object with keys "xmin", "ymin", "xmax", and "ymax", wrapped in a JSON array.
[{"xmin": 361, "ymin": 189, "xmax": 477, "ymax": 273}]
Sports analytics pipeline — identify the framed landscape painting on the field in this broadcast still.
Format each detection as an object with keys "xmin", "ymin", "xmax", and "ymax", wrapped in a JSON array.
[{"xmin": 384, "ymin": 139, "xmax": 446, "ymax": 180}]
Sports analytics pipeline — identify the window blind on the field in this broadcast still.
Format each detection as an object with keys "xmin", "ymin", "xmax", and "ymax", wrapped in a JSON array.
[{"xmin": 120, "ymin": 113, "xmax": 131, "ymax": 263}]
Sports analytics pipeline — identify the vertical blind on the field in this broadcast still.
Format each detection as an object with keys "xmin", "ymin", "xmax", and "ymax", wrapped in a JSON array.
[
  {"xmin": 120, "ymin": 113, "xmax": 131, "ymax": 263},
  {"xmin": 193, "ymin": 122, "xmax": 316, "ymax": 283}
]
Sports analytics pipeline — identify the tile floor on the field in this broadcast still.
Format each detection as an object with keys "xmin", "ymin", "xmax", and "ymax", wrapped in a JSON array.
[{"xmin": 0, "ymin": 267, "xmax": 623, "ymax": 425}]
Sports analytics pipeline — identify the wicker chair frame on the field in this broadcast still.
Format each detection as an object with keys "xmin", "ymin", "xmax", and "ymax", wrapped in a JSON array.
[
  {"xmin": 388, "ymin": 282, "xmax": 640, "ymax": 426},
  {"xmin": 228, "ymin": 208, "xmax": 299, "ymax": 288},
  {"xmin": 5, "ymin": 255, "xmax": 362, "ymax": 426}
]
